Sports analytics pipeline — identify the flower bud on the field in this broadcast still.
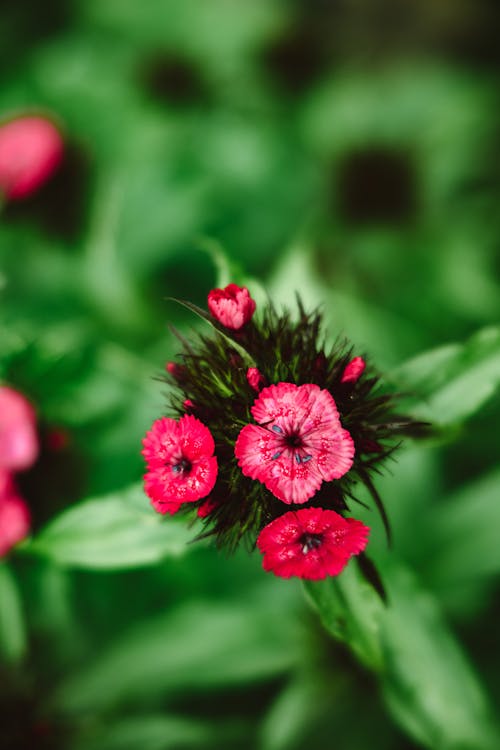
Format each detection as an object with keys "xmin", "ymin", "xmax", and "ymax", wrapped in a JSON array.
[
  {"xmin": 246, "ymin": 367, "xmax": 265, "ymax": 392},
  {"xmin": 207, "ymin": 284, "xmax": 256, "ymax": 330},
  {"xmin": 341, "ymin": 356, "xmax": 366, "ymax": 384}
]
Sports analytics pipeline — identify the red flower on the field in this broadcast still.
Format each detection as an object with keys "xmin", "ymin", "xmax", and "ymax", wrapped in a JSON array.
[
  {"xmin": 341, "ymin": 356, "xmax": 366, "ymax": 384},
  {"xmin": 257, "ymin": 507, "xmax": 369, "ymax": 580},
  {"xmin": 246, "ymin": 367, "xmax": 265, "ymax": 392},
  {"xmin": 0, "ymin": 473, "xmax": 31, "ymax": 557},
  {"xmin": 207, "ymin": 284, "xmax": 256, "ymax": 330},
  {"xmin": 0, "ymin": 115, "xmax": 63, "ymax": 200},
  {"xmin": 142, "ymin": 415, "xmax": 218, "ymax": 514},
  {"xmin": 235, "ymin": 383, "xmax": 354, "ymax": 504},
  {"xmin": 0, "ymin": 387, "xmax": 39, "ymax": 472}
]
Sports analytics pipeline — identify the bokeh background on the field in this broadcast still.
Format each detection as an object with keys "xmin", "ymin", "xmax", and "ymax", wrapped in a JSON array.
[{"xmin": 1, "ymin": 1, "xmax": 499, "ymax": 748}]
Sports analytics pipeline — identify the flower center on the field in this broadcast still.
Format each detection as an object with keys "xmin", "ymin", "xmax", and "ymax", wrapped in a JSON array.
[
  {"xmin": 286, "ymin": 432, "xmax": 303, "ymax": 449},
  {"xmin": 299, "ymin": 532, "xmax": 323, "ymax": 555},
  {"xmin": 171, "ymin": 457, "xmax": 192, "ymax": 475}
]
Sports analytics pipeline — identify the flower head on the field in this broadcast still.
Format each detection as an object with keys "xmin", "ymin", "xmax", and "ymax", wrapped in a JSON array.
[
  {"xmin": 0, "ymin": 115, "xmax": 63, "ymax": 200},
  {"xmin": 207, "ymin": 284, "xmax": 256, "ymax": 330},
  {"xmin": 257, "ymin": 507, "xmax": 369, "ymax": 580},
  {"xmin": 142, "ymin": 414, "xmax": 217, "ymax": 514},
  {"xmin": 0, "ymin": 386, "xmax": 39, "ymax": 472},
  {"xmin": 235, "ymin": 383, "xmax": 354, "ymax": 504},
  {"xmin": 341, "ymin": 356, "xmax": 366, "ymax": 384},
  {"xmin": 142, "ymin": 282, "xmax": 425, "ymax": 583},
  {"xmin": 0, "ymin": 474, "xmax": 31, "ymax": 557}
]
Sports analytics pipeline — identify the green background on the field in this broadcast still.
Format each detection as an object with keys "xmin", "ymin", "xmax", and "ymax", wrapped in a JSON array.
[{"xmin": 1, "ymin": 1, "xmax": 499, "ymax": 748}]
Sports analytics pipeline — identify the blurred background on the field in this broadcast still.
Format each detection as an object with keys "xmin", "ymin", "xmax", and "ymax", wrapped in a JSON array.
[{"xmin": 0, "ymin": 1, "xmax": 499, "ymax": 748}]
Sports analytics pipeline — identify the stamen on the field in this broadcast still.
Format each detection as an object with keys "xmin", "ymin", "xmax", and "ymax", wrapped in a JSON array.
[
  {"xmin": 271, "ymin": 451, "xmax": 282, "ymax": 460},
  {"xmin": 300, "ymin": 533, "xmax": 323, "ymax": 554},
  {"xmin": 172, "ymin": 458, "xmax": 191, "ymax": 475},
  {"xmin": 295, "ymin": 453, "xmax": 301, "ymax": 464},
  {"xmin": 301, "ymin": 454, "xmax": 313, "ymax": 463},
  {"xmin": 272, "ymin": 425, "xmax": 283, "ymax": 434}
]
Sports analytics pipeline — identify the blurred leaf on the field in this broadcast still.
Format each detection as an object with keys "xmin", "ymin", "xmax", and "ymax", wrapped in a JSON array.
[
  {"xmin": 0, "ymin": 562, "xmax": 27, "ymax": 664},
  {"xmin": 55, "ymin": 598, "xmax": 301, "ymax": 714},
  {"xmin": 381, "ymin": 563, "xmax": 498, "ymax": 750},
  {"xmin": 28, "ymin": 483, "xmax": 196, "ymax": 569},
  {"xmin": 260, "ymin": 674, "xmax": 331, "ymax": 750},
  {"xmin": 72, "ymin": 714, "xmax": 214, "ymax": 750},
  {"xmin": 427, "ymin": 467, "xmax": 500, "ymax": 585},
  {"xmin": 391, "ymin": 326, "xmax": 500, "ymax": 426},
  {"xmin": 305, "ymin": 559, "xmax": 498, "ymax": 749}
]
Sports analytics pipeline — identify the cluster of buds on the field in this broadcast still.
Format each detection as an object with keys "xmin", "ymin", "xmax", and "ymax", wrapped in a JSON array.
[
  {"xmin": 142, "ymin": 284, "xmax": 422, "ymax": 581},
  {"xmin": 0, "ymin": 387, "xmax": 39, "ymax": 556}
]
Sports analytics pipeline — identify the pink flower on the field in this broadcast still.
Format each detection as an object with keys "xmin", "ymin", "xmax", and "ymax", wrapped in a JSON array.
[
  {"xmin": 341, "ymin": 356, "xmax": 366, "ymax": 384},
  {"xmin": 142, "ymin": 414, "xmax": 218, "ymax": 514},
  {"xmin": 235, "ymin": 383, "xmax": 354, "ymax": 505},
  {"xmin": 0, "ymin": 475, "xmax": 31, "ymax": 557},
  {"xmin": 207, "ymin": 284, "xmax": 256, "ymax": 330},
  {"xmin": 246, "ymin": 367, "xmax": 265, "ymax": 392},
  {"xmin": 0, "ymin": 115, "xmax": 63, "ymax": 200},
  {"xmin": 257, "ymin": 507, "xmax": 369, "ymax": 580},
  {"xmin": 0, "ymin": 387, "xmax": 39, "ymax": 472}
]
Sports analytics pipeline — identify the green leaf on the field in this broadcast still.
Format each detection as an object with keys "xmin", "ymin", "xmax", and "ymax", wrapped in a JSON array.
[
  {"xmin": 304, "ymin": 562, "xmax": 385, "ymax": 671},
  {"xmin": 0, "ymin": 562, "xmax": 27, "ymax": 664},
  {"xmin": 54, "ymin": 598, "xmax": 301, "ymax": 714},
  {"xmin": 27, "ymin": 483, "xmax": 196, "ymax": 569},
  {"xmin": 391, "ymin": 326, "xmax": 500, "ymax": 426},
  {"xmin": 305, "ymin": 559, "xmax": 499, "ymax": 749}
]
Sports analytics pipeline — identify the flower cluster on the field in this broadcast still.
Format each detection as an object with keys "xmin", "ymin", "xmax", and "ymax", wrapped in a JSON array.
[
  {"xmin": 0, "ymin": 387, "xmax": 39, "ymax": 556},
  {"xmin": 142, "ymin": 284, "xmax": 423, "ymax": 581}
]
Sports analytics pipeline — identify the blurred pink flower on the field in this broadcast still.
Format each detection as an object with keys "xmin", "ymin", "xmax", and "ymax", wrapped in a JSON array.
[
  {"xmin": 0, "ymin": 115, "xmax": 63, "ymax": 200},
  {"xmin": 0, "ymin": 386, "xmax": 39, "ymax": 472},
  {"xmin": 0, "ymin": 473, "xmax": 31, "ymax": 557}
]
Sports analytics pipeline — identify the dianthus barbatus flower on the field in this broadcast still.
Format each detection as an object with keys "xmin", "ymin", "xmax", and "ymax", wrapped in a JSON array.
[
  {"xmin": 257, "ymin": 507, "xmax": 369, "ymax": 580},
  {"xmin": 235, "ymin": 383, "xmax": 354, "ymax": 504},
  {"xmin": 143, "ymin": 284, "xmax": 426, "ymax": 584},
  {"xmin": 142, "ymin": 415, "xmax": 218, "ymax": 514}
]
